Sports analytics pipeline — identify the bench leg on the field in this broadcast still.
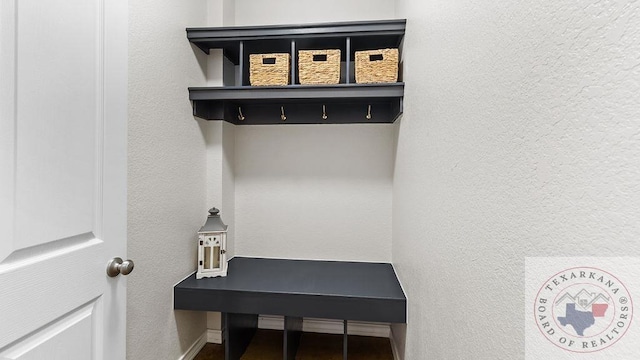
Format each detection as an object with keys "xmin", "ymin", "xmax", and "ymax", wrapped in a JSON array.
[
  {"xmin": 343, "ymin": 320, "xmax": 348, "ymax": 360},
  {"xmin": 284, "ymin": 316, "xmax": 302, "ymax": 360},
  {"xmin": 224, "ymin": 312, "xmax": 258, "ymax": 360}
]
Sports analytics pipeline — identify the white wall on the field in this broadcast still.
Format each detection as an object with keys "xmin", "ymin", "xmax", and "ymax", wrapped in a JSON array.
[
  {"xmin": 206, "ymin": 122, "xmax": 236, "ymax": 258},
  {"xmin": 208, "ymin": 0, "xmax": 235, "ymax": 26},
  {"xmin": 127, "ymin": 0, "xmax": 210, "ymax": 359},
  {"xmin": 235, "ymin": 125, "xmax": 394, "ymax": 262},
  {"xmin": 232, "ymin": 0, "xmax": 396, "ymax": 263},
  {"xmin": 392, "ymin": 0, "xmax": 640, "ymax": 359},
  {"xmin": 234, "ymin": 0, "xmax": 395, "ymax": 26},
  {"xmin": 205, "ymin": 121, "xmax": 235, "ymax": 333}
]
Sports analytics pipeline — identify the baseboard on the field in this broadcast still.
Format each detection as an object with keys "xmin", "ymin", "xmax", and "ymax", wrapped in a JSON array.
[
  {"xmin": 178, "ymin": 331, "xmax": 207, "ymax": 360},
  {"xmin": 207, "ymin": 329, "xmax": 223, "ymax": 344},
  {"xmin": 258, "ymin": 315, "xmax": 390, "ymax": 338},
  {"xmin": 389, "ymin": 327, "xmax": 402, "ymax": 360}
]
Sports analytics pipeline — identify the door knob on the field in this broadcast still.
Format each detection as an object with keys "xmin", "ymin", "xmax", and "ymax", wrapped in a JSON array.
[{"xmin": 107, "ymin": 257, "xmax": 135, "ymax": 277}]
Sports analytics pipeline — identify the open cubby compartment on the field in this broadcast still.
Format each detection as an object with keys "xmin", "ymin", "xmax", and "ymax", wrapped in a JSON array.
[
  {"xmin": 294, "ymin": 36, "xmax": 348, "ymax": 84},
  {"xmin": 241, "ymin": 39, "xmax": 294, "ymax": 86},
  {"xmin": 223, "ymin": 314, "xmax": 364, "ymax": 360},
  {"xmin": 349, "ymin": 34, "xmax": 405, "ymax": 83}
]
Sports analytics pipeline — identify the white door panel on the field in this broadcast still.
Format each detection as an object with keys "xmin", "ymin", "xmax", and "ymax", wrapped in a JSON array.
[
  {"xmin": 0, "ymin": 0, "xmax": 127, "ymax": 358},
  {"xmin": 14, "ymin": 0, "xmax": 99, "ymax": 252},
  {"xmin": 0, "ymin": 239, "xmax": 104, "ymax": 348},
  {"xmin": 1, "ymin": 301, "xmax": 99, "ymax": 360}
]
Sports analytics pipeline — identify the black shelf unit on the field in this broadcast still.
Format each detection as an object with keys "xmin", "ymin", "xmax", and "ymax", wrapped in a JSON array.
[
  {"xmin": 174, "ymin": 257, "xmax": 406, "ymax": 360},
  {"xmin": 186, "ymin": 19, "xmax": 406, "ymax": 124}
]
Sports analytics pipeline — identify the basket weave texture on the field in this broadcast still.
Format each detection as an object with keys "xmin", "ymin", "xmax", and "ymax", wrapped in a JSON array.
[
  {"xmin": 249, "ymin": 53, "xmax": 290, "ymax": 86},
  {"xmin": 355, "ymin": 48, "xmax": 399, "ymax": 84},
  {"xmin": 298, "ymin": 49, "xmax": 341, "ymax": 85}
]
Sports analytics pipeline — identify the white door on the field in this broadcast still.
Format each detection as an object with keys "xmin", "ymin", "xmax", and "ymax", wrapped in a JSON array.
[{"xmin": 0, "ymin": 0, "xmax": 128, "ymax": 358}]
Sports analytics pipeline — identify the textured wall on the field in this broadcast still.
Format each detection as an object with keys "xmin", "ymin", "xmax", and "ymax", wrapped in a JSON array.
[
  {"xmin": 233, "ymin": 0, "xmax": 397, "ymax": 262},
  {"xmin": 392, "ymin": 0, "xmax": 640, "ymax": 359},
  {"xmin": 127, "ymin": 0, "xmax": 209, "ymax": 359}
]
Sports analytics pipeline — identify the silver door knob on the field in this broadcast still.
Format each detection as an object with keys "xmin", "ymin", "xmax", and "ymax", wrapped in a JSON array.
[{"xmin": 107, "ymin": 257, "xmax": 135, "ymax": 277}]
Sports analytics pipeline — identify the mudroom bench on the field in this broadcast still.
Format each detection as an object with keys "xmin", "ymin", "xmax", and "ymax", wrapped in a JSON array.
[{"xmin": 173, "ymin": 257, "xmax": 407, "ymax": 360}]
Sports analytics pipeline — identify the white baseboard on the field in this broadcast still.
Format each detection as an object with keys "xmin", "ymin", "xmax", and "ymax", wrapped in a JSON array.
[
  {"xmin": 389, "ymin": 328, "xmax": 402, "ymax": 360},
  {"xmin": 178, "ymin": 331, "xmax": 207, "ymax": 360},
  {"xmin": 207, "ymin": 329, "xmax": 223, "ymax": 344},
  {"xmin": 258, "ymin": 315, "xmax": 390, "ymax": 338}
]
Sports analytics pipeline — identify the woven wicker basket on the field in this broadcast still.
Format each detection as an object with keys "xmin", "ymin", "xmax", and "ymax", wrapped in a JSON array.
[
  {"xmin": 355, "ymin": 48, "xmax": 399, "ymax": 84},
  {"xmin": 298, "ymin": 49, "xmax": 341, "ymax": 85},
  {"xmin": 249, "ymin": 53, "xmax": 290, "ymax": 86}
]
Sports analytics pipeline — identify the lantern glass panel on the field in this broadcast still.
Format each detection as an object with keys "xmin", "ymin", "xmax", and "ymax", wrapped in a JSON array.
[
  {"xmin": 213, "ymin": 246, "xmax": 220, "ymax": 269},
  {"xmin": 204, "ymin": 246, "xmax": 211, "ymax": 269}
]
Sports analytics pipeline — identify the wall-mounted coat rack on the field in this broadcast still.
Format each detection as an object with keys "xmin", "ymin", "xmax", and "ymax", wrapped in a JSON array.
[
  {"xmin": 186, "ymin": 20, "xmax": 406, "ymax": 125},
  {"xmin": 189, "ymin": 83, "xmax": 403, "ymax": 124}
]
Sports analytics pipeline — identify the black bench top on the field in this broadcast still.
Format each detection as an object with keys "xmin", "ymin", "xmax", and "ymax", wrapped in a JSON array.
[{"xmin": 174, "ymin": 257, "xmax": 406, "ymax": 323}]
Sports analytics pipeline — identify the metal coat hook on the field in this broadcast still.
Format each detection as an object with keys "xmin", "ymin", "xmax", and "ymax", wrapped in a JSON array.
[
  {"xmin": 238, "ymin": 107, "xmax": 245, "ymax": 121},
  {"xmin": 366, "ymin": 105, "xmax": 372, "ymax": 120},
  {"xmin": 322, "ymin": 105, "xmax": 328, "ymax": 120},
  {"xmin": 281, "ymin": 106, "xmax": 287, "ymax": 121}
]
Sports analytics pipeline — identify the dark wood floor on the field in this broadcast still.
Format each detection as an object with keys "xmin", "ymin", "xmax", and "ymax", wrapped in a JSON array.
[{"xmin": 194, "ymin": 330, "xmax": 394, "ymax": 360}]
